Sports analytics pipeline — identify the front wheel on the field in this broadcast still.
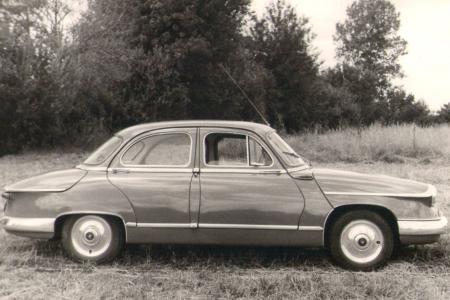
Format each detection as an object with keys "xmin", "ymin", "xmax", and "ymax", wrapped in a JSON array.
[
  {"xmin": 61, "ymin": 215, "xmax": 124, "ymax": 264},
  {"xmin": 329, "ymin": 210, "xmax": 394, "ymax": 271}
]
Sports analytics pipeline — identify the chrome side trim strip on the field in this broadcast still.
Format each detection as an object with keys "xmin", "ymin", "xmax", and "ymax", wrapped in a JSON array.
[
  {"xmin": 324, "ymin": 184, "xmax": 437, "ymax": 199},
  {"xmin": 127, "ymin": 222, "xmax": 197, "ymax": 229},
  {"xmin": 298, "ymin": 225, "xmax": 323, "ymax": 231},
  {"xmin": 3, "ymin": 187, "xmax": 66, "ymax": 193},
  {"xmin": 397, "ymin": 218, "xmax": 442, "ymax": 222},
  {"xmin": 398, "ymin": 216, "xmax": 448, "ymax": 236},
  {"xmin": 287, "ymin": 165, "xmax": 310, "ymax": 173},
  {"xmin": 199, "ymin": 223, "xmax": 298, "ymax": 230},
  {"xmin": 109, "ymin": 167, "xmax": 193, "ymax": 173},
  {"xmin": 0, "ymin": 216, "xmax": 55, "ymax": 233},
  {"xmin": 126, "ymin": 223, "xmax": 324, "ymax": 231},
  {"xmin": 200, "ymin": 169, "xmax": 286, "ymax": 174},
  {"xmin": 76, "ymin": 165, "xmax": 108, "ymax": 172}
]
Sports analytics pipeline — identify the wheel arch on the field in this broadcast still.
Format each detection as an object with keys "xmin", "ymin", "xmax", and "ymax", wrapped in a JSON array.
[
  {"xmin": 323, "ymin": 204, "xmax": 399, "ymax": 248},
  {"xmin": 53, "ymin": 211, "xmax": 127, "ymax": 242}
]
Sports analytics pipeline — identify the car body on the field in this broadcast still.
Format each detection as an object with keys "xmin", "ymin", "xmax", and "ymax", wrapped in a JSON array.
[{"xmin": 0, "ymin": 120, "xmax": 447, "ymax": 270}]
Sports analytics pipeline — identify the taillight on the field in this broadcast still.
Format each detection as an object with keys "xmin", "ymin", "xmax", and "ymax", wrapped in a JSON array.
[
  {"xmin": 1, "ymin": 192, "xmax": 9, "ymax": 212},
  {"xmin": 430, "ymin": 185, "xmax": 437, "ymax": 206}
]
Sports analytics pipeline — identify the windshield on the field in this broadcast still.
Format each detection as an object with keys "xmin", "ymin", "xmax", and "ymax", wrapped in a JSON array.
[
  {"xmin": 84, "ymin": 136, "xmax": 123, "ymax": 165},
  {"xmin": 267, "ymin": 132, "xmax": 306, "ymax": 168}
]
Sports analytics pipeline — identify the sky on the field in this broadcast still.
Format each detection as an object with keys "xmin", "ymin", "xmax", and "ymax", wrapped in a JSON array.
[
  {"xmin": 252, "ymin": 0, "xmax": 450, "ymax": 111},
  {"xmin": 69, "ymin": 0, "xmax": 450, "ymax": 111}
]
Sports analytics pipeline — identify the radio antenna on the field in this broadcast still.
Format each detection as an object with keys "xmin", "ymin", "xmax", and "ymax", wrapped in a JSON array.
[{"xmin": 219, "ymin": 63, "xmax": 270, "ymax": 126}]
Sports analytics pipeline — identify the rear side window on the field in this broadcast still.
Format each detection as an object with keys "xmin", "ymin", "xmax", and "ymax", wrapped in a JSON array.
[
  {"xmin": 121, "ymin": 133, "xmax": 191, "ymax": 166},
  {"xmin": 84, "ymin": 136, "xmax": 123, "ymax": 165}
]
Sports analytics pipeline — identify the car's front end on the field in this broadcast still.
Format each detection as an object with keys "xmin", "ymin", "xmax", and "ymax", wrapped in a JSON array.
[{"xmin": 313, "ymin": 168, "xmax": 448, "ymax": 245}]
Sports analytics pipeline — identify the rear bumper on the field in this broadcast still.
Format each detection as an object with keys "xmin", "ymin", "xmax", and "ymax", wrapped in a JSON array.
[
  {"xmin": 398, "ymin": 216, "xmax": 448, "ymax": 245},
  {"xmin": 0, "ymin": 216, "xmax": 55, "ymax": 239}
]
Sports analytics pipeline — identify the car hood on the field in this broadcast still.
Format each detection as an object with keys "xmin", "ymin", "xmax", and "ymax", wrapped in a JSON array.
[
  {"xmin": 4, "ymin": 168, "xmax": 87, "ymax": 193},
  {"xmin": 313, "ymin": 168, "xmax": 433, "ymax": 196}
]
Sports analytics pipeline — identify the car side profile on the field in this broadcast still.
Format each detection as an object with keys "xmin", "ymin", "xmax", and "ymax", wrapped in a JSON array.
[{"xmin": 0, "ymin": 121, "xmax": 447, "ymax": 270}]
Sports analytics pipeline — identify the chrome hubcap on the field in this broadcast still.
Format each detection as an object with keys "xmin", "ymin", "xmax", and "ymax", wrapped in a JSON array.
[
  {"xmin": 340, "ymin": 220, "xmax": 384, "ymax": 264},
  {"xmin": 71, "ymin": 216, "xmax": 112, "ymax": 257}
]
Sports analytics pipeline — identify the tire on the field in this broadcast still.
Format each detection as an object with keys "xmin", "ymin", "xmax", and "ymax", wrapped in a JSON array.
[
  {"xmin": 328, "ymin": 210, "xmax": 394, "ymax": 271},
  {"xmin": 61, "ymin": 215, "xmax": 124, "ymax": 264}
]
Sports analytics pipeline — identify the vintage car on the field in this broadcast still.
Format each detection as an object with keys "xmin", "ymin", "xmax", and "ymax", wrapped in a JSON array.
[{"xmin": 0, "ymin": 121, "xmax": 447, "ymax": 270}]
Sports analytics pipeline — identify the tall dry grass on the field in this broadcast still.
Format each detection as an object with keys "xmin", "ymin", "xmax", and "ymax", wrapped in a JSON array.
[{"xmin": 285, "ymin": 123, "xmax": 450, "ymax": 163}]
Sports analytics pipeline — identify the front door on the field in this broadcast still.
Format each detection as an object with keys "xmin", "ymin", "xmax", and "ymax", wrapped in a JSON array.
[
  {"xmin": 198, "ymin": 128, "xmax": 304, "ymax": 230},
  {"xmin": 108, "ymin": 128, "xmax": 197, "ymax": 227}
]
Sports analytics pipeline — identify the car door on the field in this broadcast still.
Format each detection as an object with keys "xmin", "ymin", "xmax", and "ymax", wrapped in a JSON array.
[
  {"xmin": 198, "ymin": 128, "xmax": 304, "ymax": 230},
  {"xmin": 108, "ymin": 127, "xmax": 198, "ymax": 227}
]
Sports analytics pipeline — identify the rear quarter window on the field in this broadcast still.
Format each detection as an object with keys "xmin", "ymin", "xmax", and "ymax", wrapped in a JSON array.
[{"xmin": 84, "ymin": 136, "xmax": 123, "ymax": 165}]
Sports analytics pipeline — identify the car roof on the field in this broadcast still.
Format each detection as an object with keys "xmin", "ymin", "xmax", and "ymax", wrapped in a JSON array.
[{"xmin": 116, "ymin": 120, "xmax": 275, "ymax": 140}]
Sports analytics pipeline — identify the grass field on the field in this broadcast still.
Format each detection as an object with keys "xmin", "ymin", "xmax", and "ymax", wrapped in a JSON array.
[{"xmin": 1, "ymin": 124, "xmax": 450, "ymax": 299}]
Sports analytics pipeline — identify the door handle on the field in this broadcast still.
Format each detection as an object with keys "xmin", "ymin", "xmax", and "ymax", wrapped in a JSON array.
[
  {"xmin": 259, "ymin": 170, "xmax": 282, "ymax": 175},
  {"xmin": 193, "ymin": 168, "xmax": 200, "ymax": 177},
  {"xmin": 111, "ymin": 168, "xmax": 130, "ymax": 174}
]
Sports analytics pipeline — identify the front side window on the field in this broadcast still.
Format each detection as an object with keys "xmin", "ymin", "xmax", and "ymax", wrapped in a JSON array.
[
  {"xmin": 84, "ymin": 136, "xmax": 123, "ymax": 165},
  {"xmin": 122, "ymin": 133, "xmax": 191, "ymax": 166},
  {"xmin": 204, "ymin": 133, "xmax": 272, "ymax": 167},
  {"xmin": 267, "ymin": 132, "xmax": 305, "ymax": 168}
]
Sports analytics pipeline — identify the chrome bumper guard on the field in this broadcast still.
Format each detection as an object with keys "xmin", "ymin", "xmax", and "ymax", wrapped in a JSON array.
[
  {"xmin": 0, "ymin": 216, "xmax": 55, "ymax": 233},
  {"xmin": 398, "ymin": 216, "xmax": 448, "ymax": 236}
]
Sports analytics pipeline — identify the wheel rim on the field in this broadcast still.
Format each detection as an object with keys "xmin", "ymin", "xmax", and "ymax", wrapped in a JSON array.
[
  {"xmin": 340, "ymin": 220, "xmax": 384, "ymax": 264},
  {"xmin": 71, "ymin": 216, "xmax": 112, "ymax": 258}
]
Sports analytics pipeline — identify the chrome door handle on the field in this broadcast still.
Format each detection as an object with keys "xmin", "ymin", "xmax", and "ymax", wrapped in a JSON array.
[
  {"xmin": 259, "ymin": 170, "xmax": 282, "ymax": 174},
  {"xmin": 193, "ymin": 168, "xmax": 200, "ymax": 177},
  {"xmin": 111, "ymin": 168, "xmax": 130, "ymax": 174}
]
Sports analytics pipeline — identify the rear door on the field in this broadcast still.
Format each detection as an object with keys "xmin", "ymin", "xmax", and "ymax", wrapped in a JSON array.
[{"xmin": 108, "ymin": 128, "xmax": 198, "ymax": 227}]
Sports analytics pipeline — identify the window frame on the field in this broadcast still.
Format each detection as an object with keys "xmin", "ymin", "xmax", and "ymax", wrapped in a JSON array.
[
  {"xmin": 202, "ymin": 131, "xmax": 274, "ymax": 168},
  {"xmin": 119, "ymin": 132, "xmax": 194, "ymax": 168}
]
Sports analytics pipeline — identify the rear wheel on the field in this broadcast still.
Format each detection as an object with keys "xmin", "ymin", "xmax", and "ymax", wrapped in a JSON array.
[
  {"xmin": 329, "ymin": 210, "xmax": 394, "ymax": 271},
  {"xmin": 61, "ymin": 215, "xmax": 124, "ymax": 264}
]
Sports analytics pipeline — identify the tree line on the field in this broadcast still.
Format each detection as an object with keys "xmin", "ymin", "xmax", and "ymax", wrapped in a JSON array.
[{"xmin": 0, "ymin": 0, "xmax": 449, "ymax": 155}]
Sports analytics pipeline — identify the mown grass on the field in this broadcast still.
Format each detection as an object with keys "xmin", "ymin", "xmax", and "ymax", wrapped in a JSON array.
[{"xmin": 1, "ymin": 125, "xmax": 450, "ymax": 299}]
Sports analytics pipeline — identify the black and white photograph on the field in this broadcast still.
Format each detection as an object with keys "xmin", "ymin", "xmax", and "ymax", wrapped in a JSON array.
[{"xmin": 0, "ymin": 0, "xmax": 449, "ymax": 298}]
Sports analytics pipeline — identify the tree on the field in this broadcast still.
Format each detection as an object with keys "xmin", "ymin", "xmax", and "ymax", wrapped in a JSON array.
[
  {"xmin": 68, "ymin": 0, "xmax": 254, "ymax": 132},
  {"xmin": 250, "ymin": 0, "xmax": 319, "ymax": 132},
  {"xmin": 0, "ymin": 0, "xmax": 55, "ymax": 153},
  {"xmin": 334, "ymin": 0, "xmax": 407, "ymax": 125},
  {"xmin": 436, "ymin": 102, "xmax": 450, "ymax": 123},
  {"xmin": 133, "ymin": 0, "xmax": 252, "ymax": 121},
  {"xmin": 384, "ymin": 88, "xmax": 430, "ymax": 124},
  {"xmin": 335, "ymin": 0, "xmax": 407, "ymax": 88}
]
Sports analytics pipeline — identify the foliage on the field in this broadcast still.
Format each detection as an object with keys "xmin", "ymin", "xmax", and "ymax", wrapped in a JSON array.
[
  {"xmin": 436, "ymin": 102, "xmax": 450, "ymax": 123},
  {"xmin": 249, "ymin": 0, "xmax": 319, "ymax": 131},
  {"xmin": 335, "ymin": 0, "xmax": 407, "ymax": 87},
  {"xmin": 333, "ymin": 0, "xmax": 410, "ymax": 125},
  {"xmin": 0, "ymin": 0, "xmax": 64, "ymax": 154},
  {"xmin": 0, "ymin": 0, "xmax": 447, "ymax": 155}
]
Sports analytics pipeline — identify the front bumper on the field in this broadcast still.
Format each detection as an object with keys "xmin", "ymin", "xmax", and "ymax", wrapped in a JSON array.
[
  {"xmin": 0, "ymin": 216, "xmax": 55, "ymax": 239},
  {"xmin": 398, "ymin": 216, "xmax": 448, "ymax": 245}
]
